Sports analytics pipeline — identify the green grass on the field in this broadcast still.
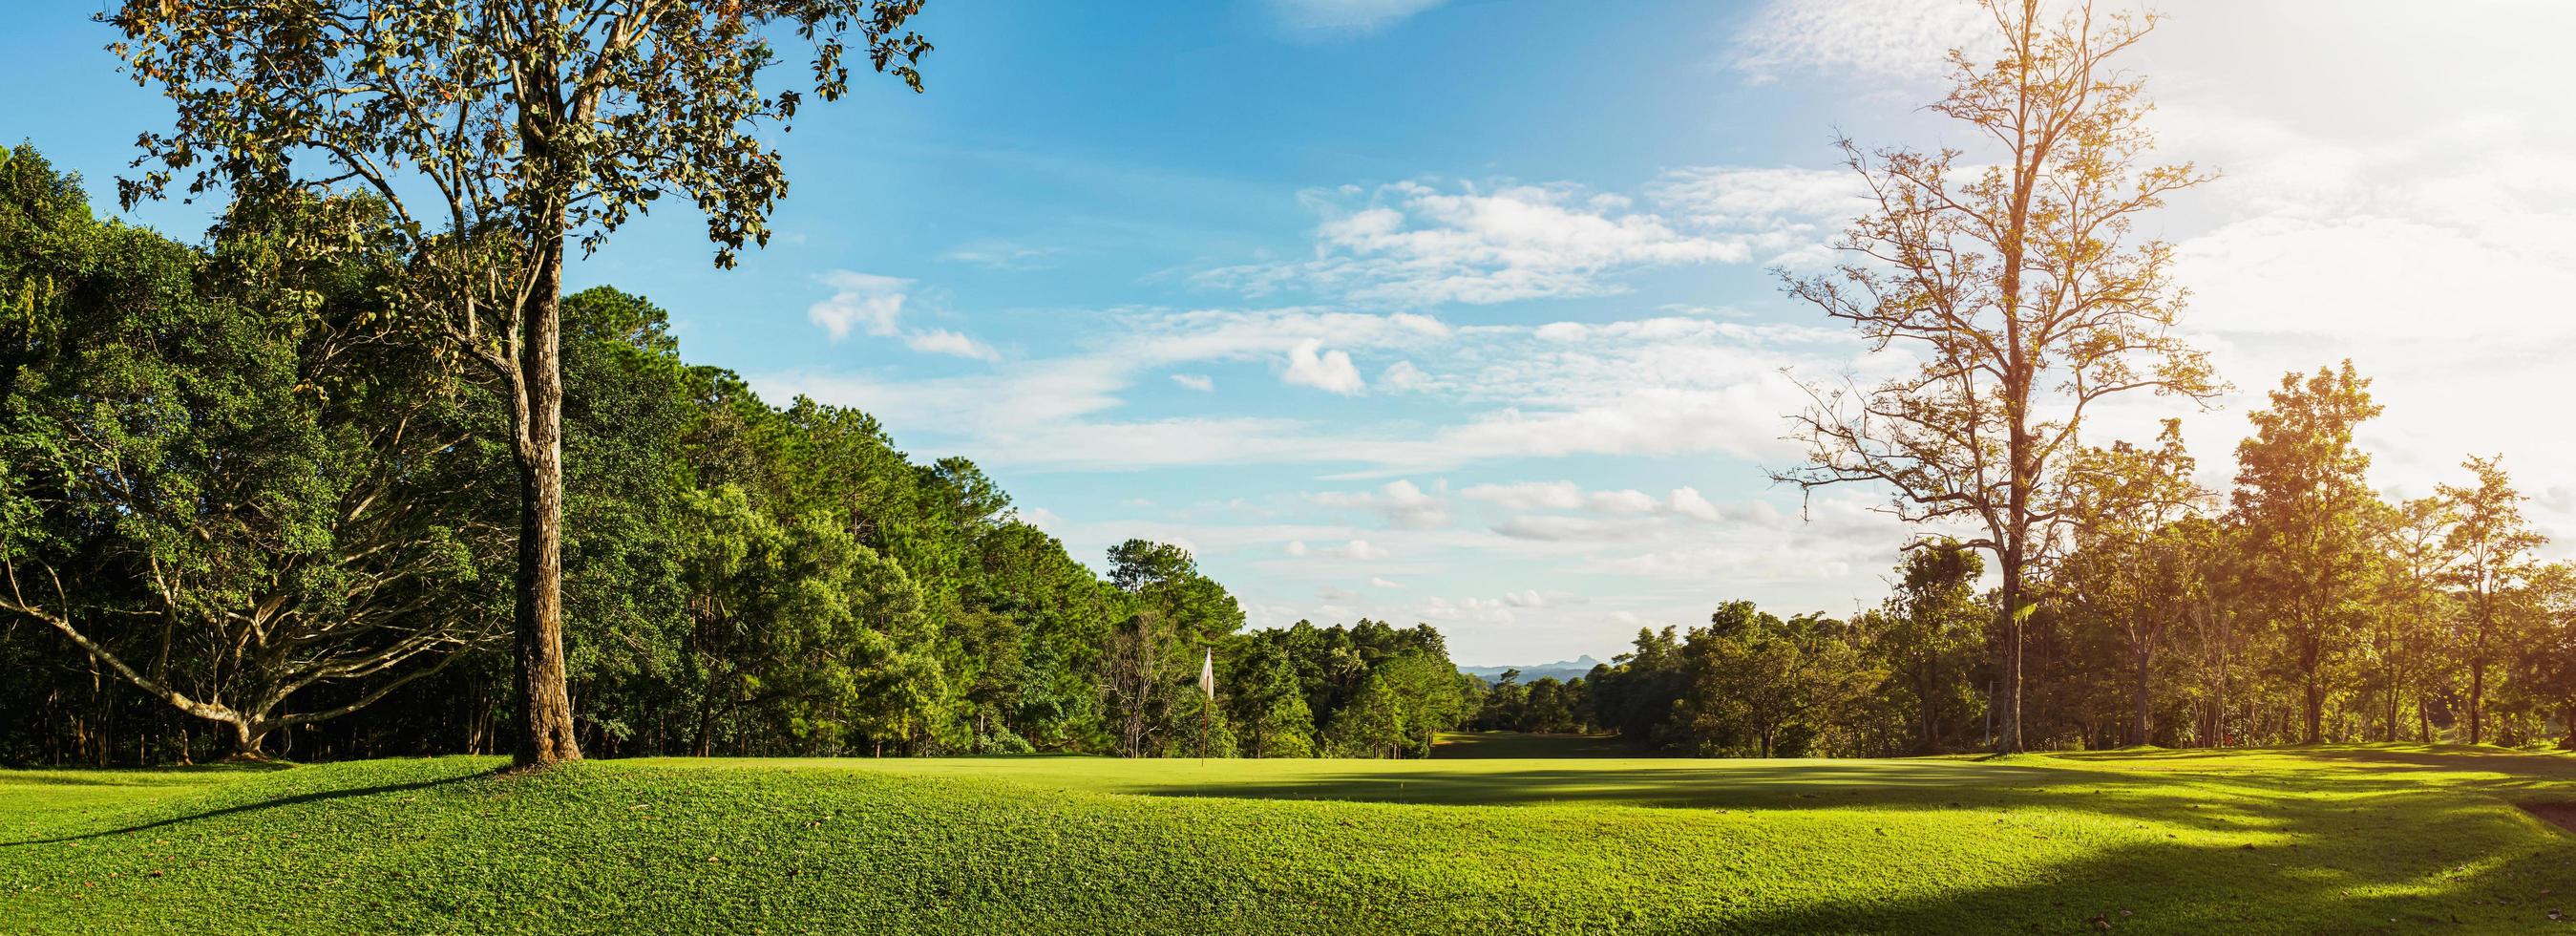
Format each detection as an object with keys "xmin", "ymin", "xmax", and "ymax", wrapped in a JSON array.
[{"xmin": 6, "ymin": 735, "xmax": 2575, "ymax": 934}]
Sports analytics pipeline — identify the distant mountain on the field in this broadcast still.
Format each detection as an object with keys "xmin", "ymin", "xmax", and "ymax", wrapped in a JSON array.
[{"xmin": 1459, "ymin": 655, "xmax": 1604, "ymax": 684}]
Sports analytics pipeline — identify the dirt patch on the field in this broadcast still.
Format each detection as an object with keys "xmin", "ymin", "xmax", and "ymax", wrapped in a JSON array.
[{"xmin": 2517, "ymin": 801, "xmax": 2576, "ymax": 834}]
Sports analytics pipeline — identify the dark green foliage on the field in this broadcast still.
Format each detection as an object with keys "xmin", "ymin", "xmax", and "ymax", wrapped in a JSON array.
[
  {"xmin": 3, "ymin": 145, "xmax": 1498, "ymax": 764},
  {"xmin": 1223, "ymin": 620, "xmax": 1474, "ymax": 758}
]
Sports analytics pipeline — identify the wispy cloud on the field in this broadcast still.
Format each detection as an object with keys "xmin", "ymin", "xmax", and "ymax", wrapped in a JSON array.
[
  {"xmin": 1193, "ymin": 172, "xmax": 1865, "ymax": 306},
  {"xmin": 1726, "ymin": 0, "xmax": 1990, "ymax": 86},
  {"xmin": 1268, "ymin": 0, "xmax": 1446, "ymax": 36},
  {"xmin": 938, "ymin": 238, "xmax": 1069, "ymax": 271},
  {"xmin": 1309, "ymin": 479, "xmax": 1450, "ymax": 529}
]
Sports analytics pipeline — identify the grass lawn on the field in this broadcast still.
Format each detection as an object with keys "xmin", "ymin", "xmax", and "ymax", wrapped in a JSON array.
[{"xmin": 5, "ymin": 735, "xmax": 2574, "ymax": 934}]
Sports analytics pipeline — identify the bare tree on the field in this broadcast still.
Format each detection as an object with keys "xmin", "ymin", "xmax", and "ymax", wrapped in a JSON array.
[
  {"xmin": 108, "ymin": 0, "xmax": 934, "ymax": 766},
  {"xmin": 1775, "ymin": 0, "xmax": 2219, "ymax": 753}
]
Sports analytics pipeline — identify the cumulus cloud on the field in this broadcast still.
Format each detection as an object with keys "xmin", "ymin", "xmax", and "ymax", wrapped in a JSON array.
[
  {"xmin": 1282, "ymin": 339, "xmax": 1366, "ymax": 394},
  {"xmin": 1379, "ymin": 360, "xmax": 1432, "ymax": 392},
  {"xmin": 806, "ymin": 270, "xmax": 1001, "ymax": 361},
  {"xmin": 1669, "ymin": 486, "xmax": 1724, "ymax": 521},
  {"xmin": 808, "ymin": 271, "xmax": 912, "ymax": 341},
  {"xmin": 1327, "ymin": 540, "xmax": 1390, "ymax": 561},
  {"xmin": 1171, "ymin": 373, "xmax": 1215, "ymax": 393}
]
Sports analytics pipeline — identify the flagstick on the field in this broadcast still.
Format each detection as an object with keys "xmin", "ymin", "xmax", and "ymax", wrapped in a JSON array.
[{"xmin": 1198, "ymin": 647, "xmax": 1214, "ymax": 766}]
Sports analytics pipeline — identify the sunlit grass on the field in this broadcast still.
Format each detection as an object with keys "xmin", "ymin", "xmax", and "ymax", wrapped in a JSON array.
[{"xmin": 4, "ymin": 736, "xmax": 2572, "ymax": 933}]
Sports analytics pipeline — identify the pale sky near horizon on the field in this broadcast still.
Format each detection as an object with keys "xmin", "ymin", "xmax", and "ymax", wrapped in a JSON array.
[{"xmin": 7, "ymin": 1, "xmax": 2573, "ymax": 665}]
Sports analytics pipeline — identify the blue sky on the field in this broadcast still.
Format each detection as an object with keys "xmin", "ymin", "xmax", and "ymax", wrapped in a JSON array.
[{"xmin": 12, "ymin": 0, "xmax": 2576, "ymax": 664}]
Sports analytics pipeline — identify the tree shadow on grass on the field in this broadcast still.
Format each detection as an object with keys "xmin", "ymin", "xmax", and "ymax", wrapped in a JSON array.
[
  {"xmin": 1660, "ymin": 825, "xmax": 2576, "ymax": 935},
  {"xmin": 0, "ymin": 762, "xmax": 294, "ymax": 788},
  {"xmin": 0, "ymin": 771, "xmax": 481, "ymax": 847},
  {"xmin": 1119, "ymin": 749, "xmax": 2576, "ymax": 843}
]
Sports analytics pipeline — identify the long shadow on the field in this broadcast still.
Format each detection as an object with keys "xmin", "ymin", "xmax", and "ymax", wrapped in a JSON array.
[
  {"xmin": 1682, "ymin": 823, "xmax": 2576, "ymax": 934},
  {"xmin": 0, "ymin": 772, "xmax": 479, "ymax": 847},
  {"xmin": 1118, "ymin": 749, "xmax": 2576, "ymax": 841},
  {"xmin": 1428, "ymin": 733, "xmax": 1646, "ymax": 758},
  {"xmin": 0, "ymin": 762, "xmax": 293, "ymax": 785}
]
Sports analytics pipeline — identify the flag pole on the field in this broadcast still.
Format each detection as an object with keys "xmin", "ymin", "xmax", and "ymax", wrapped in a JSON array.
[{"xmin": 1198, "ymin": 647, "xmax": 1214, "ymax": 764}]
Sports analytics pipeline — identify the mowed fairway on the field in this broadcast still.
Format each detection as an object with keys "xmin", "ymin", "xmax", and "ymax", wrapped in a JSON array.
[{"xmin": 6, "ymin": 736, "xmax": 2575, "ymax": 934}]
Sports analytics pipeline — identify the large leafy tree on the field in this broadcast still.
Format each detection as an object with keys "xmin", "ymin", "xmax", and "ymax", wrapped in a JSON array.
[
  {"xmin": 1103, "ymin": 540, "xmax": 1243, "ymax": 756},
  {"xmin": 107, "ymin": 0, "xmax": 935, "ymax": 767},
  {"xmin": 2438, "ymin": 456, "xmax": 2546, "ymax": 744},
  {"xmin": 2366, "ymin": 496, "xmax": 2455, "ymax": 741},
  {"xmin": 2059, "ymin": 420, "xmax": 2209, "ymax": 745},
  {"xmin": 1776, "ymin": 0, "xmax": 2219, "ymax": 753},
  {"xmin": 1875, "ymin": 542, "xmax": 1989, "ymax": 753},
  {"xmin": 2229, "ymin": 363, "xmax": 2382, "ymax": 744},
  {"xmin": 0, "ymin": 147, "xmax": 507, "ymax": 756}
]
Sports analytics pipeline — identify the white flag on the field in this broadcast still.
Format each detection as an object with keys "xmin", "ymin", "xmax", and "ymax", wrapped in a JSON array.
[{"xmin": 1198, "ymin": 648, "xmax": 1215, "ymax": 699}]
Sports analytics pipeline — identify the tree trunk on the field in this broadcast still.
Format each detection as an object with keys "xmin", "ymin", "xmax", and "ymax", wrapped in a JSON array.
[
  {"xmin": 1996, "ymin": 551, "xmax": 2025, "ymax": 754},
  {"xmin": 512, "ymin": 230, "xmax": 581, "ymax": 769},
  {"xmin": 693, "ymin": 696, "xmax": 717, "ymax": 758},
  {"xmin": 230, "ymin": 720, "xmax": 270, "ymax": 758},
  {"xmin": 2131, "ymin": 642, "xmax": 2152, "ymax": 747},
  {"xmin": 2384, "ymin": 663, "xmax": 2401, "ymax": 743},
  {"xmin": 2469, "ymin": 656, "xmax": 2487, "ymax": 746},
  {"xmin": 2318, "ymin": 670, "xmax": 2338, "ymax": 742}
]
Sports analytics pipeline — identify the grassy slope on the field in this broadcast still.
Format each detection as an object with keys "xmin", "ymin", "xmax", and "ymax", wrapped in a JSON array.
[{"xmin": 5, "ymin": 737, "xmax": 2574, "ymax": 934}]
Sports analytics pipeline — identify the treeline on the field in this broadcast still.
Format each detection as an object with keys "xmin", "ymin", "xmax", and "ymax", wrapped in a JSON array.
[
  {"xmin": 1586, "ymin": 368, "xmax": 2576, "ymax": 755},
  {"xmin": 1220, "ymin": 620, "xmax": 1477, "ymax": 758},
  {"xmin": 0, "ymin": 147, "xmax": 1475, "ymax": 766}
]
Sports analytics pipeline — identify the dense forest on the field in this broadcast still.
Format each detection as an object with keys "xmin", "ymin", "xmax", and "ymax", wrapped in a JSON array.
[{"xmin": 0, "ymin": 147, "xmax": 1474, "ymax": 766}]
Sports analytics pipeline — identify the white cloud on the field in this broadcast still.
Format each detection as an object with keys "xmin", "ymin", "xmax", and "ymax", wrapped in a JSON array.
[
  {"xmin": 1196, "ymin": 181, "xmax": 1752, "ymax": 306},
  {"xmin": 805, "ymin": 270, "xmax": 1000, "ymax": 361},
  {"xmin": 1310, "ymin": 479, "xmax": 1450, "ymax": 529},
  {"xmin": 807, "ymin": 270, "xmax": 912, "ymax": 341},
  {"xmin": 1369, "ymin": 577, "xmax": 1405, "ymax": 589},
  {"xmin": 1171, "ymin": 373, "xmax": 1215, "ymax": 393},
  {"xmin": 1380, "ymin": 360, "xmax": 1431, "ymax": 392},
  {"xmin": 904, "ymin": 329, "xmax": 1001, "ymax": 361},
  {"xmin": 1669, "ymin": 486, "xmax": 1724, "ymax": 522},
  {"xmin": 1018, "ymin": 506, "xmax": 1066, "ymax": 535},
  {"xmin": 1325, "ymin": 539, "xmax": 1390, "ymax": 561},
  {"xmin": 938, "ymin": 239, "xmax": 1066, "ymax": 270},
  {"xmin": 1282, "ymin": 339, "xmax": 1366, "ymax": 394},
  {"xmin": 1727, "ymin": 0, "xmax": 1992, "ymax": 85},
  {"xmin": 1269, "ymin": 0, "xmax": 1446, "ymax": 34},
  {"xmin": 1461, "ymin": 480, "xmax": 1585, "ymax": 511},
  {"xmin": 1193, "ymin": 169, "xmax": 1871, "ymax": 307}
]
